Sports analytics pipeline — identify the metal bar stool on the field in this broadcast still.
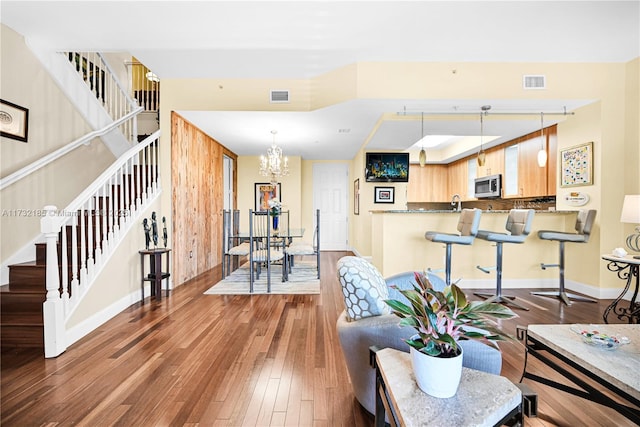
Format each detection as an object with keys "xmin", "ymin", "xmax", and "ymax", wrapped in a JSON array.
[
  {"xmin": 533, "ymin": 209, "xmax": 598, "ymax": 306},
  {"xmin": 474, "ymin": 209, "xmax": 536, "ymax": 311},
  {"xmin": 425, "ymin": 208, "xmax": 482, "ymax": 286}
]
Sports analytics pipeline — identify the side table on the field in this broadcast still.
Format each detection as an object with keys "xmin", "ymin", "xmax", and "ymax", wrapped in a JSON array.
[
  {"xmin": 139, "ymin": 248, "xmax": 171, "ymax": 301},
  {"xmin": 601, "ymin": 254, "xmax": 640, "ymax": 323},
  {"xmin": 370, "ymin": 346, "xmax": 522, "ymax": 427}
]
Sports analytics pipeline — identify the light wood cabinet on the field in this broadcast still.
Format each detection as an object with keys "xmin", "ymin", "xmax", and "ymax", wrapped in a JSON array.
[
  {"xmin": 447, "ymin": 159, "xmax": 470, "ymax": 200},
  {"xmin": 503, "ymin": 125, "xmax": 557, "ymax": 198},
  {"xmin": 407, "ymin": 164, "xmax": 448, "ymax": 202},
  {"xmin": 517, "ymin": 136, "xmax": 547, "ymax": 197},
  {"xmin": 477, "ymin": 147, "xmax": 505, "ymax": 178}
]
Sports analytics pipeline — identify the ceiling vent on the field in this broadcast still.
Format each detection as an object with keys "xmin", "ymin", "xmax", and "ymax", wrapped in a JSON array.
[
  {"xmin": 523, "ymin": 75, "xmax": 546, "ymax": 90},
  {"xmin": 270, "ymin": 90, "xmax": 290, "ymax": 103}
]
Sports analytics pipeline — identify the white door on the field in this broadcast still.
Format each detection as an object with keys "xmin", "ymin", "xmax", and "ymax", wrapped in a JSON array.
[{"xmin": 313, "ymin": 163, "xmax": 349, "ymax": 250}]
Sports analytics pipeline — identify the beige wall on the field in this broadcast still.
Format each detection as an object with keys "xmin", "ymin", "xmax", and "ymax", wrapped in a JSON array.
[
  {"xmin": 0, "ymin": 24, "xmax": 114, "ymax": 264},
  {"xmin": 157, "ymin": 58, "xmax": 638, "ymax": 295}
]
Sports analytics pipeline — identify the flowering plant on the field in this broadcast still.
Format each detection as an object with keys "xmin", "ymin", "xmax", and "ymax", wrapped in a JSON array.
[
  {"xmin": 267, "ymin": 198, "xmax": 281, "ymax": 216},
  {"xmin": 385, "ymin": 272, "xmax": 517, "ymax": 358}
]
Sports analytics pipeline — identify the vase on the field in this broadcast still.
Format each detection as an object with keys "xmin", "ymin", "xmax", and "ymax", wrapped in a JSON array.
[
  {"xmin": 410, "ymin": 345, "xmax": 463, "ymax": 398},
  {"xmin": 272, "ymin": 214, "xmax": 279, "ymax": 231}
]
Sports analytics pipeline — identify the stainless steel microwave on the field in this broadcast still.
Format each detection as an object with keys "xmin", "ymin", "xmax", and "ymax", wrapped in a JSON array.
[{"xmin": 474, "ymin": 174, "xmax": 502, "ymax": 198}]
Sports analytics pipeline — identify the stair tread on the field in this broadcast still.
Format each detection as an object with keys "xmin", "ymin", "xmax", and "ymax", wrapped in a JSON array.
[
  {"xmin": 9, "ymin": 261, "xmax": 43, "ymax": 268},
  {"xmin": 1, "ymin": 312, "xmax": 44, "ymax": 325},
  {"xmin": 0, "ymin": 286, "xmax": 45, "ymax": 294}
]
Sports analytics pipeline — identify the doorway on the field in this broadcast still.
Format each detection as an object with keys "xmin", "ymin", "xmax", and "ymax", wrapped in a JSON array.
[{"xmin": 312, "ymin": 163, "xmax": 349, "ymax": 250}]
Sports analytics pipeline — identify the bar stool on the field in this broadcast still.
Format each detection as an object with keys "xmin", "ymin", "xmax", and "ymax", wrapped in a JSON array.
[
  {"xmin": 533, "ymin": 209, "xmax": 597, "ymax": 306},
  {"xmin": 474, "ymin": 209, "xmax": 535, "ymax": 311},
  {"xmin": 425, "ymin": 208, "xmax": 481, "ymax": 286}
]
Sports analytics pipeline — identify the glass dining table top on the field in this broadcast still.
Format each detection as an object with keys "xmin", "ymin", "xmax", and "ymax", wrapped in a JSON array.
[{"xmin": 234, "ymin": 228, "xmax": 305, "ymax": 239}]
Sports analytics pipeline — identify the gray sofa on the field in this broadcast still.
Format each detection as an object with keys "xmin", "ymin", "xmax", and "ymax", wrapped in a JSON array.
[{"xmin": 336, "ymin": 256, "xmax": 503, "ymax": 416}]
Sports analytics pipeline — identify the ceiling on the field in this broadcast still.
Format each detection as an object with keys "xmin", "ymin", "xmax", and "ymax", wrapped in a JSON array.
[{"xmin": 2, "ymin": 1, "xmax": 638, "ymax": 161}]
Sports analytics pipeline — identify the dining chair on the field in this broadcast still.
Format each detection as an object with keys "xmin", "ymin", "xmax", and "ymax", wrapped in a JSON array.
[
  {"xmin": 249, "ymin": 209, "xmax": 286, "ymax": 293},
  {"xmin": 222, "ymin": 209, "xmax": 250, "ymax": 280},
  {"xmin": 286, "ymin": 209, "xmax": 320, "ymax": 279}
]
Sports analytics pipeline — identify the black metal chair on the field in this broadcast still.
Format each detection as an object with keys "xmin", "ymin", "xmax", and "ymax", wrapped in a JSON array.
[
  {"xmin": 222, "ymin": 209, "xmax": 250, "ymax": 279},
  {"xmin": 285, "ymin": 209, "xmax": 321, "ymax": 279},
  {"xmin": 249, "ymin": 209, "xmax": 286, "ymax": 293}
]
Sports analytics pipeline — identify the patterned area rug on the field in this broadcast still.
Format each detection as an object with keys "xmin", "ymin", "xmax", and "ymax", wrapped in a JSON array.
[{"xmin": 204, "ymin": 261, "xmax": 320, "ymax": 295}]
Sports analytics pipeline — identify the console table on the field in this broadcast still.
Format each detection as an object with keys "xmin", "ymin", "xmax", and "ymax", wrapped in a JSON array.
[
  {"xmin": 520, "ymin": 324, "xmax": 640, "ymax": 424},
  {"xmin": 601, "ymin": 254, "xmax": 640, "ymax": 323},
  {"xmin": 139, "ymin": 248, "xmax": 171, "ymax": 301},
  {"xmin": 370, "ymin": 347, "xmax": 522, "ymax": 427}
]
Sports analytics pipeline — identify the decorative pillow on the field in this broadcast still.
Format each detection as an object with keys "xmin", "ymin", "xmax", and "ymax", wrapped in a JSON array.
[{"xmin": 336, "ymin": 256, "xmax": 390, "ymax": 321}]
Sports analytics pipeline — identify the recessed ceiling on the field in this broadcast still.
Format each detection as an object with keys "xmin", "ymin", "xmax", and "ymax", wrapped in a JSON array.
[{"xmin": 1, "ymin": 1, "xmax": 637, "ymax": 161}]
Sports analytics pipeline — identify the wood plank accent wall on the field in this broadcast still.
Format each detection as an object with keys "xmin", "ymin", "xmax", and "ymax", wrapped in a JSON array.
[{"xmin": 171, "ymin": 112, "xmax": 237, "ymax": 285}]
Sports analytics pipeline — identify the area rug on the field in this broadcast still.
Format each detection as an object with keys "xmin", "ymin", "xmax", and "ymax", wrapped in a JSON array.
[{"xmin": 204, "ymin": 261, "xmax": 320, "ymax": 295}]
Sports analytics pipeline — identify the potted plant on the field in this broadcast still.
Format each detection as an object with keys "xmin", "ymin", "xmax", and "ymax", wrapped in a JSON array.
[{"xmin": 385, "ymin": 271, "xmax": 517, "ymax": 398}]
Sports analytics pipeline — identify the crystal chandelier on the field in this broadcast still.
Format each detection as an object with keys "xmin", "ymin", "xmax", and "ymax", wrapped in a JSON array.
[{"xmin": 260, "ymin": 130, "xmax": 289, "ymax": 186}]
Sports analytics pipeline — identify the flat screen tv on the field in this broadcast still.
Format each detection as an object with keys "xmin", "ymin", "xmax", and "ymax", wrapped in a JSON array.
[{"xmin": 365, "ymin": 152, "xmax": 410, "ymax": 182}]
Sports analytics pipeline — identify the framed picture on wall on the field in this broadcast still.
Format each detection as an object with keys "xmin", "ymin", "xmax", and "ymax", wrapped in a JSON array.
[
  {"xmin": 0, "ymin": 99, "xmax": 29, "ymax": 142},
  {"xmin": 374, "ymin": 186, "xmax": 395, "ymax": 204},
  {"xmin": 254, "ymin": 183, "xmax": 281, "ymax": 212},
  {"xmin": 560, "ymin": 141, "xmax": 593, "ymax": 187},
  {"xmin": 354, "ymin": 179, "xmax": 360, "ymax": 215}
]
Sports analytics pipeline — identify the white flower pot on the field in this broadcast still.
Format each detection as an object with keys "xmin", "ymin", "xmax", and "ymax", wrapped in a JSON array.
[{"xmin": 410, "ymin": 345, "xmax": 463, "ymax": 398}]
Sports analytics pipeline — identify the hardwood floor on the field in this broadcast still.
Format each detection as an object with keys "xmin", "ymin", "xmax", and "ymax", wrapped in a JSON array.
[{"xmin": 1, "ymin": 251, "xmax": 636, "ymax": 426}]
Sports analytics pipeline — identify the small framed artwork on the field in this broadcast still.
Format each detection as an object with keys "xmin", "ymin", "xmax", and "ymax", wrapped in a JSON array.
[
  {"xmin": 255, "ymin": 183, "xmax": 281, "ymax": 212},
  {"xmin": 0, "ymin": 99, "xmax": 29, "ymax": 142},
  {"xmin": 374, "ymin": 186, "xmax": 395, "ymax": 204},
  {"xmin": 354, "ymin": 179, "xmax": 360, "ymax": 215},
  {"xmin": 560, "ymin": 142, "xmax": 593, "ymax": 187}
]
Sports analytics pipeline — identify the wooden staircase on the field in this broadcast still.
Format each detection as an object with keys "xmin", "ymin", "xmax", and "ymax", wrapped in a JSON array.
[{"xmin": 1, "ymin": 165, "xmax": 156, "ymax": 351}]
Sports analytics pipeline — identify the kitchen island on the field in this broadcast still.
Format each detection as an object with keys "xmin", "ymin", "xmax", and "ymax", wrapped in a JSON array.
[{"xmin": 370, "ymin": 209, "xmax": 580, "ymax": 290}]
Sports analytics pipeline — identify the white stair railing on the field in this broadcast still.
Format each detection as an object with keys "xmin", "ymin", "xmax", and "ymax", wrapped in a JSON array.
[
  {"xmin": 42, "ymin": 131, "xmax": 161, "ymax": 358},
  {"xmin": 65, "ymin": 51, "xmax": 140, "ymax": 142}
]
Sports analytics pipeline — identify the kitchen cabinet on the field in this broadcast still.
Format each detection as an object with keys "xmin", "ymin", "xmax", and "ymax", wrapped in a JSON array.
[
  {"xmin": 503, "ymin": 126, "xmax": 557, "ymax": 198},
  {"xmin": 447, "ymin": 159, "xmax": 470, "ymax": 200},
  {"xmin": 407, "ymin": 164, "xmax": 448, "ymax": 202},
  {"xmin": 477, "ymin": 147, "xmax": 505, "ymax": 178}
]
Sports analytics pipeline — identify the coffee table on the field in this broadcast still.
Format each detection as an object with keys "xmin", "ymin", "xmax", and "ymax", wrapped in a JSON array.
[
  {"xmin": 371, "ymin": 347, "xmax": 522, "ymax": 427},
  {"xmin": 521, "ymin": 324, "xmax": 640, "ymax": 424}
]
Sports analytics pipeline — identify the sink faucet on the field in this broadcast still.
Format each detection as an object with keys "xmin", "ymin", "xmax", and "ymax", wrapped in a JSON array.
[{"xmin": 451, "ymin": 194, "xmax": 461, "ymax": 212}]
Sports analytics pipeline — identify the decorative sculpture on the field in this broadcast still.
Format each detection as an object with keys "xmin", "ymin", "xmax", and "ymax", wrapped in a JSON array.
[
  {"xmin": 151, "ymin": 211, "xmax": 158, "ymax": 247},
  {"xmin": 143, "ymin": 218, "xmax": 151, "ymax": 250},
  {"xmin": 162, "ymin": 216, "xmax": 168, "ymax": 248}
]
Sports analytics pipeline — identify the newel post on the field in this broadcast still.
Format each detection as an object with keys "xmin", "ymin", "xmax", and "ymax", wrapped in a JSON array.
[{"xmin": 41, "ymin": 205, "xmax": 66, "ymax": 357}]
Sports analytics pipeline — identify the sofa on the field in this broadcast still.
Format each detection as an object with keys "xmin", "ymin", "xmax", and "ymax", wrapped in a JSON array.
[{"xmin": 336, "ymin": 256, "xmax": 503, "ymax": 416}]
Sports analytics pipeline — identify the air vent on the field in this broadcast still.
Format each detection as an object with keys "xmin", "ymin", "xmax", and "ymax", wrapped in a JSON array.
[
  {"xmin": 270, "ymin": 90, "xmax": 290, "ymax": 103},
  {"xmin": 523, "ymin": 75, "xmax": 546, "ymax": 90}
]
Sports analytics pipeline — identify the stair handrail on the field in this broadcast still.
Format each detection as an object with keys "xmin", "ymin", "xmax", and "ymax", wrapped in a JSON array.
[
  {"xmin": 42, "ymin": 130, "xmax": 161, "ymax": 357},
  {"xmin": 58, "ymin": 129, "xmax": 161, "ymax": 229},
  {"xmin": 0, "ymin": 106, "xmax": 143, "ymax": 191},
  {"xmin": 93, "ymin": 52, "xmax": 139, "ymax": 110}
]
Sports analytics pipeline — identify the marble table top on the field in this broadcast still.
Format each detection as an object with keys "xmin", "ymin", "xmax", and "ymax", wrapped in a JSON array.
[
  {"xmin": 527, "ymin": 324, "xmax": 640, "ymax": 400},
  {"xmin": 601, "ymin": 254, "xmax": 640, "ymax": 266},
  {"xmin": 376, "ymin": 348, "xmax": 521, "ymax": 427}
]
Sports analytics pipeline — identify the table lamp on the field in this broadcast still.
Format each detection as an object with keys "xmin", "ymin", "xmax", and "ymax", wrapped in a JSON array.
[{"xmin": 620, "ymin": 194, "xmax": 640, "ymax": 258}]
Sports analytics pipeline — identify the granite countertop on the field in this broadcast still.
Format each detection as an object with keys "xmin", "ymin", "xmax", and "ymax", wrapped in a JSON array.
[{"xmin": 372, "ymin": 209, "xmax": 576, "ymax": 214}]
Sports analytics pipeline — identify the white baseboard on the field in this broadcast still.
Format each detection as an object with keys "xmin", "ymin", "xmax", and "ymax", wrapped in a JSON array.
[{"xmin": 65, "ymin": 284, "xmax": 150, "ymax": 348}]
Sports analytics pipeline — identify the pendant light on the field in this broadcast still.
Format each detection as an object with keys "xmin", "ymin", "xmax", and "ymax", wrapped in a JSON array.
[
  {"xmin": 419, "ymin": 112, "xmax": 427, "ymax": 167},
  {"xmin": 477, "ymin": 106, "xmax": 489, "ymax": 166},
  {"xmin": 537, "ymin": 112, "xmax": 548, "ymax": 167}
]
